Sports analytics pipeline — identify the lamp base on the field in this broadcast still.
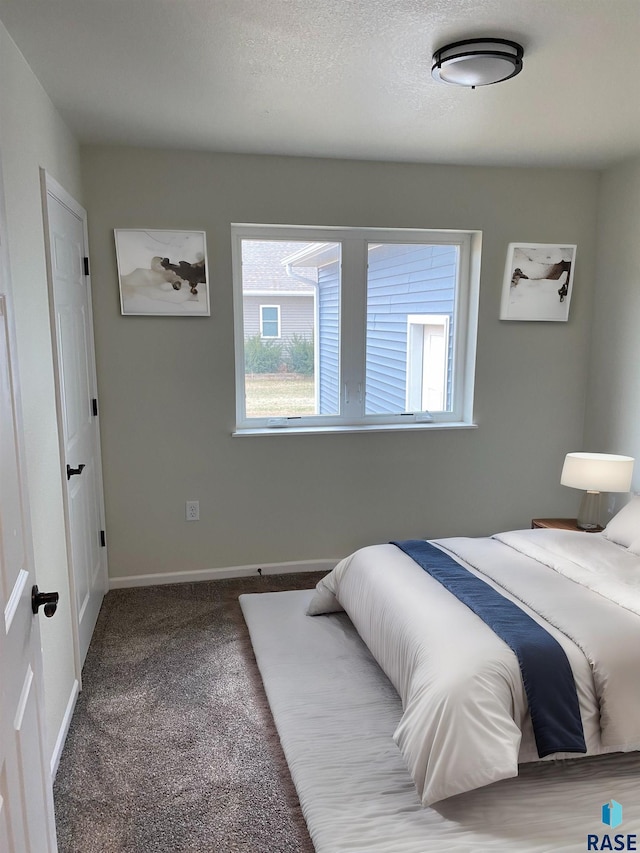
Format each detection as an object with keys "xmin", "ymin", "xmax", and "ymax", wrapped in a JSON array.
[{"xmin": 577, "ymin": 490, "xmax": 601, "ymax": 530}]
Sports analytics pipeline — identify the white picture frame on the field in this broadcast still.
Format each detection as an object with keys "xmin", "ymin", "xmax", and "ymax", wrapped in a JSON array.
[
  {"xmin": 500, "ymin": 243, "xmax": 576, "ymax": 322},
  {"xmin": 115, "ymin": 229, "xmax": 210, "ymax": 316}
]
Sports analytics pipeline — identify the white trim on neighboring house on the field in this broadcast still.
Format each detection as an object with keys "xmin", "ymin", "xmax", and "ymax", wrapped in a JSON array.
[
  {"xmin": 283, "ymin": 241, "xmax": 340, "ymax": 268},
  {"xmin": 108, "ymin": 558, "xmax": 338, "ymax": 589}
]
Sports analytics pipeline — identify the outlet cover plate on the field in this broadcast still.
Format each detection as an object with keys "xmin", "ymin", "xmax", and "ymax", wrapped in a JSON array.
[{"xmin": 186, "ymin": 500, "xmax": 200, "ymax": 521}]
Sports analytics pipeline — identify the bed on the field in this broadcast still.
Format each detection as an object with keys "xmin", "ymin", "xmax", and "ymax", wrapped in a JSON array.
[{"xmin": 307, "ymin": 497, "xmax": 640, "ymax": 806}]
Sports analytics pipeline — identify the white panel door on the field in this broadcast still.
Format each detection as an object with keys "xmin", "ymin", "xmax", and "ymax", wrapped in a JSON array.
[
  {"xmin": 421, "ymin": 324, "xmax": 447, "ymax": 412},
  {"xmin": 42, "ymin": 173, "xmax": 107, "ymax": 669},
  {"xmin": 406, "ymin": 314, "xmax": 449, "ymax": 413},
  {"xmin": 0, "ymin": 289, "xmax": 58, "ymax": 851}
]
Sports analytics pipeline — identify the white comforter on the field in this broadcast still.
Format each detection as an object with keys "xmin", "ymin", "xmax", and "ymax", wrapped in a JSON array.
[{"xmin": 307, "ymin": 529, "xmax": 640, "ymax": 805}]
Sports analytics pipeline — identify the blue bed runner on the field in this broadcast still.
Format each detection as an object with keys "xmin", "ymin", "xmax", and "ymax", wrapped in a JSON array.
[{"xmin": 391, "ymin": 540, "xmax": 586, "ymax": 758}]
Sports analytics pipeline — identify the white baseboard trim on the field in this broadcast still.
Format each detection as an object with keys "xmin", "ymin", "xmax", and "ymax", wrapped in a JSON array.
[
  {"xmin": 50, "ymin": 677, "xmax": 80, "ymax": 780},
  {"xmin": 108, "ymin": 558, "xmax": 338, "ymax": 590}
]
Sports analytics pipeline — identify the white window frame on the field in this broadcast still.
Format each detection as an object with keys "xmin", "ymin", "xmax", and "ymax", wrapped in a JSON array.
[
  {"xmin": 232, "ymin": 224, "xmax": 481, "ymax": 435},
  {"xmin": 260, "ymin": 304, "xmax": 281, "ymax": 339}
]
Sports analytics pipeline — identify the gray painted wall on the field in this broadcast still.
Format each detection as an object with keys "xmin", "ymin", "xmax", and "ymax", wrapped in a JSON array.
[
  {"xmin": 584, "ymin": 156, "xmax": 640, "ymax": 508},
  {"xmin": 81, "ymin": 146, "xmax": 600, "ymax": 580}
]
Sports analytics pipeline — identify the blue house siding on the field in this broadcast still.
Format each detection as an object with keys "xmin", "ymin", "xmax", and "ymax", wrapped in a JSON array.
[
  {"xmin": 366, "ymin": 244, "xmax": 457, "ymax": 414},
  {"xmin": 318, "ymin": 261, "xmax": 340, "ymax": 414},
  {"xmin": 316, "ymin": 243, "xmax": 458, "ymax": 415}
]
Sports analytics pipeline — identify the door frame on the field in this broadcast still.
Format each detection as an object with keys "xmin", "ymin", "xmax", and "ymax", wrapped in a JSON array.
[{"xmin": 40, "ymin": 169, "xmax": 108, "ymax": 682}]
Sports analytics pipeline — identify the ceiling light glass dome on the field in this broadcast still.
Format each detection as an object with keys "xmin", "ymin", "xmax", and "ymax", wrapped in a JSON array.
[{"xmin": 432, "ymin": 38, "xmax": 524, "ymax": 88}]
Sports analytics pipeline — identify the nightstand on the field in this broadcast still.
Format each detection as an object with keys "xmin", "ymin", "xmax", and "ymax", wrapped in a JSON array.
[{"xmin": 531, "ymin": 517, "xmax": 604, "ymax": 533}]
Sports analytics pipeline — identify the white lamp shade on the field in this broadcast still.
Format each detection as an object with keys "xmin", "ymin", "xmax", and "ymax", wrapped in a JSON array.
[{"xmin": 560, "ymin": 452, "xmax": 634, "ymax": 492}]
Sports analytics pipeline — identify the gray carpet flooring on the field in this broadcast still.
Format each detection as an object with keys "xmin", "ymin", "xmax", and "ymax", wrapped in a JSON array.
[{"xmin": 53, "ymin": 573, "xmax": 324, "ymax": 853}]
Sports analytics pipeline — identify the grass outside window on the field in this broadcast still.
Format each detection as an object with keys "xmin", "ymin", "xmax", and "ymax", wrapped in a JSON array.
[{"xmin": 245, "ymin": 374, "xmax": 315, "ymax": 417}]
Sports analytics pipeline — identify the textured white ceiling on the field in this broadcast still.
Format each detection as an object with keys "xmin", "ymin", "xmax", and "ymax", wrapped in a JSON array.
[{"xmin": 0, "ymin": 0, "xmax": 638, "ymax": 168}]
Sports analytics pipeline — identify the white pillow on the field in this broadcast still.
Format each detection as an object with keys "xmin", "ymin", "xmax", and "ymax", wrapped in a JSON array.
[
  {"xmin": 306, "ymin": 575, "xmax": 344, "ymax": 616},
  {"xmin": 603, "ymin": 496, "xmax": 640, "ymax": 548},
  {"xmin": 628, "ymin": 537, "xmax": 640, "ymax": 557}
]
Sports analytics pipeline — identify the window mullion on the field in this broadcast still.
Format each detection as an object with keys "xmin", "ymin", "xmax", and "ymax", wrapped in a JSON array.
[{"xmin": 340, "ymin": 238, "xmax": 367, "ymax": 420}]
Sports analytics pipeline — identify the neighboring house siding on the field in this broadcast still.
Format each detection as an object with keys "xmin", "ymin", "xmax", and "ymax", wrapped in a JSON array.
[
  {"xmin": 317, "ymin": 244, "xmax": 457, "ymax": 414},
  {"xmin": 241, "ymin": 239, "xmax": 316, "ymax": 352},
  {"xmin": 243, "ymin": 294, "xmax": 314, "ymax": 343},
  {"xmin": 318, "ymin": 262, "xmax": 340, "ymax": 414},
  {"xmin": 365, "ymin": 244, "xmax": 457, "ymax": 413}
]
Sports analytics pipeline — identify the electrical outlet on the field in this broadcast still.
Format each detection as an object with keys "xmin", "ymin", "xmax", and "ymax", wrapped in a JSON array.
[{"xmin": 185, "ymin": 500, "xmax": 200, "ymax": 521}]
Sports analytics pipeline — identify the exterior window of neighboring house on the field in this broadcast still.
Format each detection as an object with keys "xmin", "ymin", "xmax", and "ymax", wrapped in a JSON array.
[
  {"xmin": 260, "ymin": 305, "xmax": 280, "ymax": 338},
  {"xmin": 232, "ymin": 225, "xmax": 480, "ymax": 433}
]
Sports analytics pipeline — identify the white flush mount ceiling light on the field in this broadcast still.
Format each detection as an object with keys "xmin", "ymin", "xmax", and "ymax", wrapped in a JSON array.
[{"xmin": 432, "ymin": 38, "xmax": 524, "ymax": 88}]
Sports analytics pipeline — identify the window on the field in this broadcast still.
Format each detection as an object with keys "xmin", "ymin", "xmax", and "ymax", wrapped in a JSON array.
[
  {"xmin": 232, "ymin": 225, "xmax": 480, "ymax": 433},
  {"xmin": 260, "ymin": 305, "xmax": 280, "ymax": 338}
]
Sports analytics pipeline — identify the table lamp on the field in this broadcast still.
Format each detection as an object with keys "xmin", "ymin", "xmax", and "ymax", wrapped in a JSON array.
[{"xmin": 560, "ymin": 452, "xmax": 635, "ymax": 530}]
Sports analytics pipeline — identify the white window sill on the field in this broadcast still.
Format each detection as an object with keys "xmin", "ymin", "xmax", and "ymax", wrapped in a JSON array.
[{"xmin": 232, "ymin": 422, "xmax": 478, "ymax": 437}]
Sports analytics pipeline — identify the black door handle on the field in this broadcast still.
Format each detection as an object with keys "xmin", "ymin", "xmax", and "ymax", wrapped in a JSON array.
[
  {"xmin": 32, "ymin": 586, "xmax": 59, "ymax": 617},
  {"xmin": 67, "ymin": 463, "xmax": 85, "ymax": 480}
]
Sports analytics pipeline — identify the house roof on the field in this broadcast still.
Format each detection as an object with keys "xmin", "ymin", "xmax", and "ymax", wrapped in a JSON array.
[
  {"xmin": 0, "ymin": 0, "xmax": 638, "ymax": 169},
  {"xmin": 241, "ymin": 240, "xmax": 316, "ymax": 293}
]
